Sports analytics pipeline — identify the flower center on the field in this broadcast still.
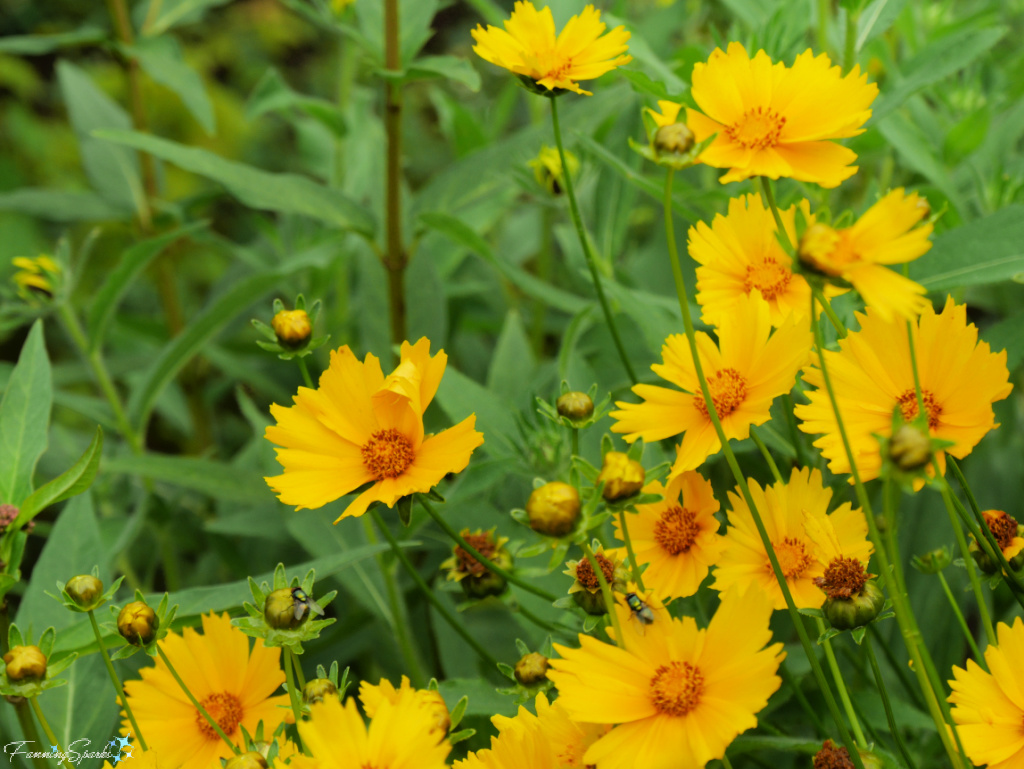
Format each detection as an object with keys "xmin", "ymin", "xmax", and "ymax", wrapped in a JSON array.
[
  {"xmin": 814, "ymin": 556, "xmax": 869, "ymax": 599},
  {"xmin": 195, "ymin": 692, "xmax": 243, "ymax": 741},
  {"xmin": 361, "ymin": 429, "xmax": 415, "ymax": 480},
  {"xmin": 455, "ymin": 533, "xmax": 497, "ymax": 577},
  {"xmin": 693, "ymin": 368, "xmax": 748, "ymax": 420},
  {"xmin": 896, "ymin": 389, "xmax": 942, "ymax": 431},
  {"xmin": 725, "ymin": 107, "xmax": 786, "ymax": 150},
  {"xmin": 654, "ymin": 506, "xmax": 700, "ymax": 555},
  {"xmin": 985, "ymin": 511, "xmax": 1020, "ymax": 552},
  {"xmin": 650, "ymin": 661, "xmax": 705, "ymax": 716},
  {"xmin": 575, "ymin": 553, "xmax": 615, "ymax": 591},
  {"xmin": 743, "ymin": 258, "xmax": 793, "ymax": 301},
  {"xmin": 774, "ymin": 536, "xmax": 813, "ymax": 579}
]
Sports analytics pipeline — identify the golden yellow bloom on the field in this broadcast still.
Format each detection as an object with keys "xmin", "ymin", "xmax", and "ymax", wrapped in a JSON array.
[
  {"xmin": 949, "ymin": 617, "xmax": 1024, "ymax": 768},
  {"xmin": 796, "ymin": 298, "xmax": 1013, "ymax": 484},
  {"xmin": 290, "ymin": 695, "xmax": 450, "ymax": 769},
  {"xmin": 690, "ymin": 194, "xmax": 829, "ymax": 328},
  {"xmin": 799, "ymin": 189, "xmax": 933, "ymax": 321},
  {"xmin": 529, "ymin": 145, "xmax": 578, "ymax": 194},
  {"xmin": 265, "ymin": 338, "xmax": 484, "ymax": 519},
  {"xmin": 11, "ymin": 255, "xmax": 60, "ymax": 297},
  {"xmin": 646, "ymin": 100, "xmax": 683, "ymax": 128},
  {"xmin": 615, "ymin": 471, "xmax": 723, "ymax": 599},
  {"xmin": 548, "ymin": 587, "xmax": 784, "ymax": 769},
  {"xmin": 471, "ymin": 2, "xmax": 631, "ymax": 96},
  {"xmin": 121, "ymin": 613, "xmax": 289, "ymax": 769},
  {"xmin": 101, "ymin": 748, "xmax": 160, "ymax": 769},
  {"xmin": 611, "ymin": 298, "xmax": 812, "ymax": 474},
  {"xmin": 712, "ymin": 467, "xmax": 872, "ymax": 610},
  {"xmin": 687, "ymin": 43, "xmax": 878, "ymax": 187},
  {"xmin": 359, "ymin": 675, "xmax": 451, "ymax": 734}
]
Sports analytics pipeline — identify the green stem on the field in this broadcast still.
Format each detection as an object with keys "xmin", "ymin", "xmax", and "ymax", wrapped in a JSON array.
[
  {"xmin": 514, "ymin": 602, "xmax": 573, "ymax": 640},
  {"xmin": 581, "ymin": 542, "xmax": 624, "ymax": 648},
  {"xmin": 936, "ymin": 571, "xmax": 984, "ymax": 663},
  {"xmin": 781, "ymin": 393, "xmax": 810, "ymax": 468},
  {"xmin": 816, "ymin": 0, "xmax": 830, "ymax": 55},
  {"xmin": 664, "ymin": 170, "xmax": 864, "ymax": 769},
  {"xmin": 28, "ymin": 698, "xmax": 74, "ymax": 769},
  {"xmin": 868, "ymin": 623, "xmax": 926, "ymax": 710},
  {"xmin": 288, "ymin": 647, "xmax": 307, "ymax": 690},
  {"xmin": 864, "ymin": 637, "xmax": 918, "ymax": 769},
  {"xmin": 419, "ymin": 497, "xmax": 558, "ymax": 603},
  {"xmin": 363, "ymin": 516, "xmax": 428, "ymax": 687},
  {"xmin": 531, "ymin": 206, "xmax": 555, "ymax": 356},
  {"xmin": 549, "ymin": 96, "xmax": 637, "ymax": 384},
  {"xmin": 283, "ymin": 648, "xmax": 305, "ymax": 753},
  {"xmin": 369, "ymin": 509, "xmax": 500, "ymax": 670},
  {"xmin": 88, "ymin": 610, "xmax": 148, "ymax": 751},
  {"xmin": 751, "ymin": 428, "xmax": 784, "ymax": 483},
  {"xmin": 843, "ymin": 6, "xmax": 858, "ymax": 73},
  {"xmin": 296, "ymin": 357, "xmax": 314, "ymax": 389},
  {"xmin": 815, "ymin": 618, "xmax": 867, "ymax": 749},
  {"xmin": 617, "ymin": 510, "xmax": 645, "ymax": 592},
  {"xmin": 156, "ymin": 645, "xmax": 239, "ymax": 754},
  {"xmin": 13, "ymin": 700, "xmax": 49, "ymax": 769},
  {"xmin": 383, "ymin": 0, "xmax": 406, "ymax": 354},
  {"xmin": 569, "ymin": 427, "xmax": 580, "ymax": 487},
  {"xmin": 779, "ymin": 660, "xmax": 828, "ymax": 735}
]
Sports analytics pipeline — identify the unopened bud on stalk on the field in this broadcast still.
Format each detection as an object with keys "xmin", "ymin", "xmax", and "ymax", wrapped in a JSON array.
[
  {"xmin": 65, "ymin": 574, "xmax": 104, "ymax": 609},
  {"xmin": 514, "ymin": 651, "xmax": 549, "ymax": 685},
  {"xmin": 117, "ymin": 601, "xmax": 158, "ymax": 646},
  {"xmin": 303, "ymin": 678, "xmax": 338, "ymax": 705},
  {"xmin": 888, "ymin": 423, "xmax": 932, "ymax": 471},
  {"xmin": 2, "ymin": 645, "xmax": 47, "ymax": 682},
  {"xmin": 654, "ymin": 122, "xmax": 695, "ymax": 155},
  {"xmin": 912, "ymin": 546, "xmax": 951, "ymax": 574},
  {"xmin": 597, "ymin": 452, "xmax": 644, "ymax": 501},
  {"xmin": 224, "ymin": 752, "xmax": 269, "ymax": 769},
  {"xmin": 526, "ymin": 482, "xmax": 580, "ymax": 537},
  {"xmin": 271, "ymin": 309, "xmax": 312, "ymax": 349},
  {"xmin": 556, "ymin": 391, "xmax": 594, "ymax": 422}
]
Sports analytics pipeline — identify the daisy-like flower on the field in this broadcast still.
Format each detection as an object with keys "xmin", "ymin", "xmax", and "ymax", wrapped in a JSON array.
[
  {"xmin": 289, "ymin": 695, "xmax": 450, "ymax": 769},
  {"xmin": 949, "ymin": 617, "xmax": 1024, "ymax": 768},
  {"xmin": 471, "ymin": 2, "xmax": 631, "ymax": 96},
  {"xmin": 264, "ymin": 338, "xmax": 484, "ymax": 520},
  {"xmin": 614, "ymin": 471, "xmax": 723, "ymax": 600},
  {"xmin": 711, "ymin": 467, "xmax": 872, "ymax": 610},
  {"xmin": 690, "ymin": 193, "xmax": 824, "ymax": 328},
  {"xmin": 359, "ymin": 675, "xmax": 451, "ymax": 734},
  {"xmin": 646, "ymin": 100, "xmax": 683, "ymax": 127},
  {"xmin": 796, "ymin": 297, "xmax": 1013, "ymax": 484},
  {"xmin": 799, "ymin": 188, "xmax": 933, "ymax": 321},
  {"xmin": 611, "ymin": 297, "xmax": 812, "ymax": 474},
  {"xmin": 687, "ymin": 42, "xmax": 878, "ymax": 187},
  {"xmin": 121, "ymin": 613, "xmax": 289, "ymax": 769},
  {"xmin": 548, "ymin": 587, "xmax": 784, "ymax": 769}
]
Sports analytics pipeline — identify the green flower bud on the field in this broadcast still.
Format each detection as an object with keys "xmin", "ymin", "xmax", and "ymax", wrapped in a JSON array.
[
  {"xmin": 654, "ymin": 122, "xmax": 695, "ymax": 156},
  {"xmin": 912, "ymin": 546, "xmax": 952, "ymax": 574},
  {"xmin": 2, "ymin": 645, "xmax": 47, "ymax": 682},
  {"xmin": 303, "ymin": 678, "xmax": 338, "ymax": 705},
  {"xmin": 888, "ymin": 423, "xmax": 932, "ymax": 471},
  {"xmin": 264, "ymin": 588, "xmax": 308, "ymax": 630},
  {"xmin": 823, "ymin": 580, "xmax": 884, "ymax": 631},
  {"xmin": 117, "ymin": 601, "xmax": 158, "ymax": 646},
  {"xmin": 271, "ymin": 309, "xmax": 312, "ymax": 349},
  {"xmin": 556, "ymin": 391, "xmax": 594, "ymax": 422},
  {"xmin": 65, "ymin": 574, "xmax": 104, "ymax": 609},
  {"xmin": 224, "ymin": 752, "xmax": 269, "ymax": 769},
  {"xmin": 596, "ymin": 452, "xmax": 645, "ymax": 501},
  {"xmin": 513, "ymin": 651, "xmax": 549, "ymax": 685},
  {"xmin": 526, "ymin": 482, "xmax": 580, "ymax": 537}
]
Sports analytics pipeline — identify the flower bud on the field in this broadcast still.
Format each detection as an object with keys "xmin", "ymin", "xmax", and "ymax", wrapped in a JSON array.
[
  {"xmin": 654, "ymin": 122, "xmax": 695, "ymax": 155},
  {"xmin": 513, "ymin": 651, "xmax": 549, "ymax": 685},
  {"xmin": 798, "ymin": 223, "xmax": 842, "ymax": 275},
  {"xmin": 420, "ymin": 689, "xmax": 451, "ymax": 734},
  {"xmin": 65, "ymin": 574, "xmax": 104, "ymax": 609},
  {"xmin": 303, "ymin": 678, "xmax": 338, "ymax": 705},
  {"xmin": 556, "ymin": 391, "xmax": 594, "ymax": 422},
  {"xmin": 912, "ymin": 546, "xmax": 951, "ymax": 574},
  {"xmin": 2, "ymin": 645, "xmax": 47, "ymax": 682},
  {"xmin": 528, "ymin": 145, "xmax": 578, "ymax": 196},
  {"xmin": 224, "ymin": 752, "xmax": 268, "ymax": 769},
  {"xmin": 526, "ymin": 482, "xmax": 580, "ymax": 537},
  {"xmin": 888, "ymin": 423, "xmax": 932, "ymax": 471},
  {"xmin": 271, "ymin": 309, "xmax": 312, "ymax": 349},
  {"xmin": 823, "ymin": 580, "xmax": 884, "ymax": 631},
  {"xmin": 264, "ymin": 588, "xmax": 307, "ymax": 630},
  {"xmin": 596, "ymin": 452, "xmax": 645, "ymax": 501},
  {"xmin": 118, "ymin": 601, "xmax": 158, "ymax": 646}
]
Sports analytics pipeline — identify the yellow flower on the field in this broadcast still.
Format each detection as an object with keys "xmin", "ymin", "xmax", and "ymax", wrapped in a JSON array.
[
  {"xmin": 796, "ymin": 298, "xmax": 1013, "ymax": 484},
  {"xmin": 949, "ymin": 617, "xmax": 1024, "ymax": 768},
  {"xmin": 690, "ymin": 193, "xmax": 830, "ymax": 328},
  {"xmin": 528, "ymin": 145, "xmax": 578, "ymax": 194},
  {"xmin": 471, "ymin": 2, "xmax": 631, "ymax": 96},
  {"xmin": 548, "ymin": 587, "xmax": 784, "ymax": 769},
  {"xmin": 11, "ymin": 255, "xmax": 60, "ymax": 297},
  {"xmin": 611, "ymin": 298, "xmax": 812, "ymax": 474},
  {"xmin": 981, "ymin": 510, "xmax": 1024, "ymax": 562},
  {"xmin": 102, "ymin": 748, "xmax": 160, "ymax": 769},
  {"xmin": 646, "ymin": 100, "xmax": 683, "ymax": 127},
  {"xmin": 359, "ymin": 675, "xmax": 451, "ymax": 734},
  {"xmin": 121, "ymin": 613, "xmax": 289, "ymax": 769},
  {"xmin": 686, "ymin": 42, "xmax": 878, "ymax": 187},
  {"xmin": 615, "ymin": 471, "xmax": 723, "ymax": 600},
  {"xmin": 264, "ymin": 338, "xmax": 484, "ymax": 520},
  {"xmin": 289, "ymin": 695, "xmax": 450, "ymax": 769},
  {"xmin": 799, "ymin": 189, "xmax": 933, "ymax": 321},
  {"xmin": 711, "ymin": 467, "xmax": 872, "ymax": 610}
]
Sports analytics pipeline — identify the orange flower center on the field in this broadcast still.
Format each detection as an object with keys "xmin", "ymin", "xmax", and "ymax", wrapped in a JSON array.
[
  {"xmin": 774, "ymin": 536, "xmax": 813, "ymax": 579},
  {"xmin": 654, "ymin": 506, "xmax": 700, "ymax": 555},
  {"xmin": 195, "ymin": 692, "xmax": 242, "ymax": 740},
  {"xmin": 361, "ymin": 429, "xmax": 415, "ymax": 480},
  {"xmin": 575, "ymin": 553, "xmax": 615, "ymax": 591},
  {"xmin": 744, "ymin": 258, "xmax": 793, "ymax": 300},
  {"xmin": 725, "ymin": 107, "xmax": 786, "ymax": 150},
  {"xmin": 650, "ymin": 661, "xmax": 705, "ymax": 716},
  {"xmin": 693, "ymin": 368, "xmax": 748, "ymax": 420},
  {"xmin": 984, "ymin": 511, "xmax": 1019, "ymax": 552},
  {"xmin": 455, "ymin": 533, "xmax": 498, "ymax": 577},
  {"xmin": 896, "ymin": 388, "xmax": 942, "ymax": 430},
  {"xmin": 814, "ymin": 556, "xmax": 869, "ymax": 600}
]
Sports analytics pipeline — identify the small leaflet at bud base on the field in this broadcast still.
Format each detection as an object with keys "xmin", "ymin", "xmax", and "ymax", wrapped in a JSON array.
[{"xmin": 2, "ymin": 645, "xmax": 47, "ymax": 682}]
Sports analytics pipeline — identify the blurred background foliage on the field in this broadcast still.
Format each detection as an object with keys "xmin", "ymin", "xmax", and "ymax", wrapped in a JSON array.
[{"xmin": 1, "ymin": 0, "xmax": 1023, "ymax": 765}]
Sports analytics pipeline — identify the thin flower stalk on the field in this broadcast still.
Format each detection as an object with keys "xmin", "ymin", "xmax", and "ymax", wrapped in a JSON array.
[
  {"xmin": 935, "ymin": 569, "xmax": 984, "ymax": 663},
  {"xmin": 864, "ymin": 637, "xmax": 918, "ymax": 769},
  {"xmin": 664, "ymin": 169, "xmax": 865, "ymax": 769},
  {"xmin": 28, "ymin": 698, "xmax": 74, "ymax": 769},
  {"xmin": 384, "ymin": 0, "xmax": 407, "ymax": 350},
  {"xmin": 751, "ymin": 428, "xmax": 784, "ymax": 483},
  {"xmin": 550, "ymin": 97, "xmax": 637, "ymax": 384},
  {"xmin": 154, "ymin": 645, "xmax": 240, "ymax": 755},
  {"xmin": 580, "ymin": 542, "xmax": 624, "ymax": 648},
  {"xmin": 616, "ymin": 511, "xmax": 646, "ymax": 592},
  {"xmin": 815, "ymin": 617, "xmax": 868, "ymax": 749},
  {"xmin": 88, "ymin": 610, "xmax": 148, "ymax": 751},
  {"xmin": 283, "ymin": 649, "xmax": 305, "ymax": 752}
]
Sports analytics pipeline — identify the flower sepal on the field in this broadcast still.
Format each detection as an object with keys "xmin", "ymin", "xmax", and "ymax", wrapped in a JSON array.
[
  {"xmin": 0, "ymin": 625, "xmax": 77, "ymax": 699},
  {"xmin": 235, "ymin": 563, "xmax": 337, "ymax": 652}
]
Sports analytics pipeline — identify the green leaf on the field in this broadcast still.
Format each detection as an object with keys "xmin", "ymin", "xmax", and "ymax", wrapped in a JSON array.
[
  {"xmin": 856, "ymin": 0, "xmax": 908, "ymax": 51},
  {"xmin": 87, "ymin": 222, "xmax": 209, "ymax": 351},
  {"xmin": 419, "ymin": 211, "xmax": 588, "ymax": 314},
  {"xmin": 487, "ymin": 310, "xmax": 535, "ymax": 405},
  {"xmin": 0, "ymin": 28, "xmax": 105, "ymax": 55},
  {"xmin": 141, "ymin": 0, "xmax": 234, "ymax": 37},
  {"xmin": 405, "ymin": 247, "xmax": 449, "ymax": 345},
  {"xmin": 354, "ymin": 0, "xmax": 438, "ymax": 65},
  {"xmin": 129, "ymin": 36, "xmax": 216, "ymax": 134},
  {"xmin": 982, "ymin": 312, "xmax": 1024, "ymax": 372},
  {"xmin": 16, "ymin": 427, "xmax": 102, "ymax": 525},
  {"xmin": 0, "ymin": 188, "xmax": 128, "ymax": 222},
  {"xmin": 0, "ymin": 321, "xmax": 52, "ymax": 506},
  {"xmin": 401, "ymin": 56, "xmax": 481, "ymax": 92},
  {"xmin": 436, "ymin": 364, "xmax": 519, "ymax": 455},
  {"xmin": 103, "ymin": 452, "xmax": 271, "ymax": 503},
  {"xmin": 57, "ymin": 61, "xmax": 141, "ymax": 214},
  {"xmin": 910, "ymin": 206, "xmax": 1024, "ymax": 291},
  {"xmin": 875, "ymin": 112, "xmax": 963, "ymax": 214},
  {"xmin": 246, "ymin": 68, "xmax": 346, "ymax": 138},
  {"xmin": 93, "ymin": 129, "xmax": 375, "ymax": 236}
]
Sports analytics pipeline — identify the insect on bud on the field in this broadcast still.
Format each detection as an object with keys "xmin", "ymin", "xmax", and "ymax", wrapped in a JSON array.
[
  {"xmin": 118, "ymin": 601, "xmax": 158, "ymax": 646},
  {"xmin": 2, "ymin": 645, "xmax": 47, "ymax": 682},
  {"xmin": 224, "ymin": 752, "xmax": 269, "ymax": 769},
  {"xmin": 303, "ymin": 678, "xmax": 338, "ymax": 705},
  {"xmin": 271, "ymin": 309, "xmax": 312, "ymax": 349},
  {"xmin": 888, "ymin": 423, "xmax": 932, "ymax": 471},
  {"xmin": 65, "ymin": 574, "xmax": 104, "ymax": 609},
  {"xmin": 264, "ymin": 588, "xmax": 308, "ymax": 630},
  {"xmin": 514, "ymin": 651, "xmax": 549, "ymax": 685},
  {"xmin": 526, "ymin": 482, "xmax": 580, "ymax": 537},
  {"xmin": 597, "ymin": 452, "xmax": 645, "ymax": 501},
  {"xmin": 654, "ymin": 122, "xmax": 695, "ymax": 156},
  {"xmin": 556, "ymin": 391, "xmax": 594, "ymax": 422}
]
